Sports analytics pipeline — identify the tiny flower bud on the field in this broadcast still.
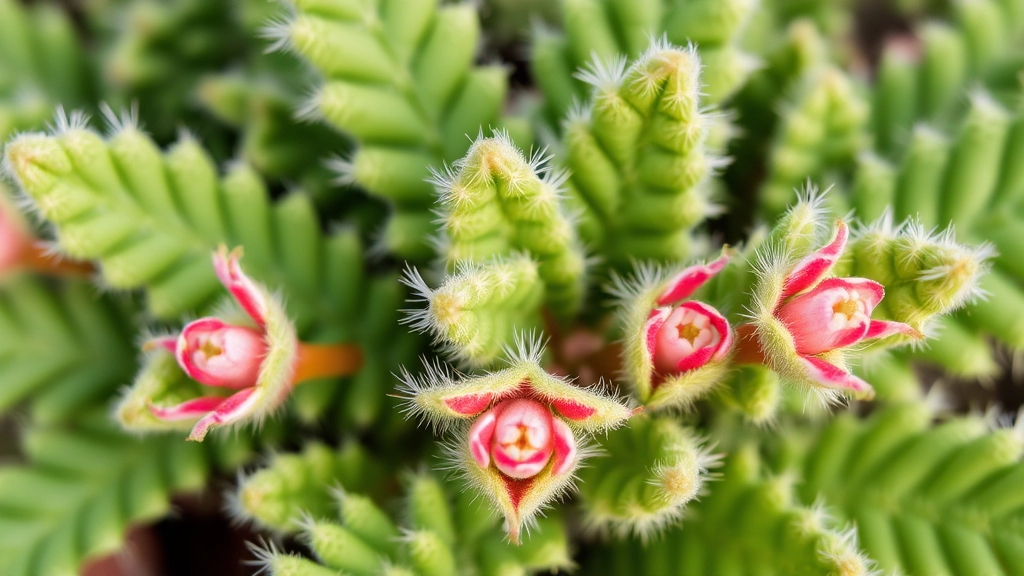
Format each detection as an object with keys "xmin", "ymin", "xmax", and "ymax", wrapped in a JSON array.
[
  {"xmin": 118, "ymin": 246, "xmax": 363, "ymax": 441},
  {"xmin": 617, "ymin": 251, "xmax": 735, "ymax": 411},
  {"xmin": 399, "ymin": 335, "xmax": 633, "ymax": 543}
]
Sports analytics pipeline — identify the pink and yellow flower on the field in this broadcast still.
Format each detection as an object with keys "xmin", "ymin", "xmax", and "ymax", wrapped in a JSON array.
[
  {"xmin": 619, "ymin": 251, "xmax": 735, "ymax": 411},
  {"xmin": 118, "ymin": 246, "xmax": 362, "ymax": 441},
  {"xmin": 739, "ymin": 220, "xmax": 921, "ymax": 398},
  {"xmin": 400, "ymin": 342, "xmax": 635, "ymax": 543}
]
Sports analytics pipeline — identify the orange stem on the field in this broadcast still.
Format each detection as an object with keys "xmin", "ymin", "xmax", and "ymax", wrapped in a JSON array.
[
  {"xmin": 294, "ymin": 341, "xmax": 364, "ymax": 384},
  {"xmin": 23, "ymin": 243, "xmax": 95, "ymax": 277},
  {"xmin": 733, "ymin": 323, "xmax": 767, "ymax": 365}
]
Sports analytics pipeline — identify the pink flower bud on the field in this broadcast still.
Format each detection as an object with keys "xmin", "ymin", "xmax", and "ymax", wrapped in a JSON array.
[
  {"xmin": 468, "ymin": 398, "xmax": 577, "ymax": 480},
  {"xmin": 139, "ymin": 247, "xmax": 360, "ymax": 441},
  {"xmin": 649, "ymin": 301, "xmax": 732, "ymax": 376},
  {"xmin": 176, "ymin": 318, "xmax": 267, "ymax": 388}
]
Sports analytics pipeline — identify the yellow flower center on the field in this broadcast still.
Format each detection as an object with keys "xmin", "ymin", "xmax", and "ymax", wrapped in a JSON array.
[{"xmin": 833, "ymin": 298, "xmax": 860, "ymax": 319}]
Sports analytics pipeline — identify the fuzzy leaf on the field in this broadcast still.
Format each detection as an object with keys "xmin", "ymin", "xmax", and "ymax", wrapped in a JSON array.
[
  {"xmin": 3, "ymin": 124, "xmax": 364, "ymax": 334},
  {"xmin": 0, "ymin": 412, "xmax": 253, "ymax": 576}
]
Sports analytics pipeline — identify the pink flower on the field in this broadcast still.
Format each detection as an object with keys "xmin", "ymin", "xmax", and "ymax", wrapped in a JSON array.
[
  {"xmin": 742, "ymin": 220, "xmax": 921, "ymax": 395},
  {"xmin": 143, "ymin": 246, "xmax": 362, "ymax": 441},
  {"xmin": 642, "ymin": 253, "xmax": 733, "ymax": 379},
  {"xmin": 468, "ymin": 398, "xmax": 577, "ymax": 480},
  {"xmin": 400, "ymin": 349, "xmax": 636, "ymax": 543}
]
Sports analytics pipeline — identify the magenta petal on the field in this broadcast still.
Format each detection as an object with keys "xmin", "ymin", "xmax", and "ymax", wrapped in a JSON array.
[
  {"xmin": 148, "ymin": 396, "xmax": 228, "ymax": 421},
  {"xmin": 444, "ymin": 392, "xmax": 496, "ymax": 416},
  {"xmin": 550, "ymin": 398, "xmax": 597, "ymax": 421},
  {"xmin": 675, "ymin": 346, "xmax": 716, "ymax": 372},
  {"xmin": 186, "ymin": 387, "xmax": 258, "ymax": 442},
  {"xmin": 864, "ymin": 319, "xmax": 923, "ymax": 341},
  {"xmin": 468, "ymin": 405, "xmax": 500, "ymax": 468},
  {"xmin": 798, "ymin": 355, "xmax": 873, "ymax": 396},
  {"xmin": 550, "ymin": 417, "xmax": 577, "ymax": 477},
  {"xmin": 656, "ymin": 252, "xmax": 731, "ymax": 306},
  {"xmin": 776, "ymin": 288, "xmax": 868, "ymax": 354},
  {"xmin": 644, "ymin": 308, "xmax": 672, "ymax": 358},
  {"xmin": 213, "ymin": 247, "xmax": 267, "ymax": 327},
  {"xmin": 779, "ymin": 220, "xmax": 849, "ymax": 302}
]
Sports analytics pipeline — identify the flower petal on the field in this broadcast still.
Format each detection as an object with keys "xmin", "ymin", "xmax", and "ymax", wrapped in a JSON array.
[
  {"xmin": 468, "ymin": 405, "xmax": 500, "ymax": 468},
  {"xmin": 186, "ymin": 387, "xmax": 259, "ymax": 442},
  {"xmin": 147, "ymin": 396, "xmax": 227, "ymax": 421},
  {"xmin": 444, "ymin": 392, "xmax": 496, "ymax": 416},
  {"xmin": 550, "ymin": 398, "xmax": 597, "ymax": 420},
  {"xmin": 656, "ymin": 251, "xmax": 731, "ymax": 306},
  {"xmin": 550, "ymin": 417, "xmax": 577, "ymax": 477},
  {"xmin": 797, "ymin": 354, "xmax": 874, "ymax": 397},
  {"xmin": 644, "ymin": 307, "xmax": 672, "ymax": 358},
  {"xmin": 779, "ymin": 220, "xmax": 849, "ymax": 302},
  {"xmin": 213, "ymin": 246, "xmax": 267, "ymax": 327},
  {"xmin": 864, "ymin": 319, "xmax": 924, "ymax": 341}
]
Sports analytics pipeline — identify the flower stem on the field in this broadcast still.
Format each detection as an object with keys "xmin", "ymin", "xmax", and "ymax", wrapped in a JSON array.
[
  {"xmin": 733, "ymin": 324, "xmax": 767, "ymax": 365},
  {"xmin": 294, "ymin": 341, "xmax": 364, "ymax": 383},
  {"xmin": 23, "ymin": 243, "xmax": 95, "ymax": 277}
]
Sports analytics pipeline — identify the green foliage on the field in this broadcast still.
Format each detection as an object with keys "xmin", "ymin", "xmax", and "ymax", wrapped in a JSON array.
[
  {"xmin": 561, "ymin": 41, "xmax": 721, "ymax": 270},
  {"xmin": 0, "ymin": 411, "xmax": 253, "ymax": 576},
  {"xmin": 531, "ymin": 0, "xmax": 759, "ymax": 125},
  {"xmin": 760, "ymin": 66, "xmax": 868, "ymax": 217},
  {"xmin": 847, "ymin": 90, "xmax": 1024, "ymax": 375},
  {"xmin": 431, "ymin": 134, "xmax": 586, "ymax": 318},
  {"xmin": 0, "ymin": 0, "xmax": 91, "ymax": 139},
  {"xmin": 3, "ymin": 122, "xmax": 364, "ymax": 334},
  {"xmin": 403, "ymin": 255, "xmax": 545, "ymax": 369},
  {"xmin": 584, "ymin": 445, "xmax": 874, "ymax": 575},
  {"xmin": 0, "ymin": 276, "xmax": 136, "ymax": 423},
  {"xmin": 196, "ymin": 1, "xmax": 353, "ymax": 196},
  {"xmin": 249, "ymin": 472, "xmax": 574, "ymax": 576},
  {"xmin": 872, "ymin": 0, "xmax": 1024, "ymax": 151},
  {"xmin": 280, "ymin": 0, "xmax": 512, "ymax": 260},
  {"xmin": 0, "ymin": 0, "xmax": 1016, "ymax": 573},
  {"xmin": 794, "ymin": 404, "xmax": 1024, "ymax": 576},
  {"xmin": 234, "ymin": 441, "xmax": 385, "ymax": 532},
  {"xmin": 577, "ymin": 415, "xmax": 718, "ymax": 538},
  {"xmin": 88, "ymin": 0, "xmax": 246, "ymax": 143}
]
